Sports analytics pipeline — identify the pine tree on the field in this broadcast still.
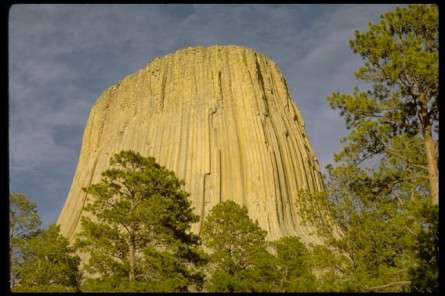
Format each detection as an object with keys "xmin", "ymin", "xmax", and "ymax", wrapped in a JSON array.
[
  {"xmin": 9, "ymin": 193, "xmax": 41, "ymax": 288},
  {"xmin": 75, "ymin": 150, "xmax": 206, "ymax": 292},
  {"xmin": 298, "ymin": 4, "xmax": 438, "ymax": 292},
  {"xmin": 272, "ymin": 236, "xmax": 317, "ymax": 292},
  {"xmin": 12, "ymin": 224, "xmax": 81, "ymax": 292},
  {"xmin": 328, "ymin": 4, "xmax": 438, "ymax": 204},
  {"xmin": 409, "ymin": 204, "xmax": 438, "ymax": 292},
  {"xmin": 9, "ymin": 193, "xmax": 41, "ymax": 246},
  {"xmin": 201, "ymin": 200, "xmax": 280, "ymax": 292}
]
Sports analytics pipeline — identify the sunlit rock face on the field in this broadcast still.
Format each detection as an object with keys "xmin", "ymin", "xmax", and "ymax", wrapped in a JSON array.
[{"xmin": 57, "ymin": 45, "xmax": 325, "ymax": 244}]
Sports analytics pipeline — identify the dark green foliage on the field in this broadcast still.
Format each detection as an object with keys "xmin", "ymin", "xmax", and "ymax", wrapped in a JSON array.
[
  {"xmin": 12, "ymin": 285, "xmax": 78, "ymax": 292},
  {"xmin": 75, "ymin": 150, "xmax": 206, "ymax": 291},
  {"xmin": 9, "ymin": 193, "xmax": 42, "ymax": 288},
  {"xmin": 201, "ymin": 201, "xmax": 268, "ymax": 254},
  {"xmin": 9, "ymin": 192, "xmax": 41, "ymax": 246},
  {"xmin": 80, "ymin": 274, "xmax": 189, "ymax": 292},
  {"xmin": 297, "ymin": 4, "xmax": 439, "ymax": 292},
  {"xmin": 272, "ymin": 236, "xmax": 317, "ymax": 291},
  {"xmin": 327, "ymin": 3, "xmax": 438, "ymax": 204},
  {"xmin": 9, "ymin": 194, "xmax": 78, "ymax": 291},
  {"xmin": 329, "ymin": 4, "xmax": 438, "ymax": 137},
  {"xmin": 12, "ymin": 224, "xmax": 81, "ymax": 292},
  {"xmin": 202, "ymin": 201, "xmax": 281, "ymax": 292},
  {"xmin": 409, "ymin": 204, "xmax": 438, "ymax": 292}
]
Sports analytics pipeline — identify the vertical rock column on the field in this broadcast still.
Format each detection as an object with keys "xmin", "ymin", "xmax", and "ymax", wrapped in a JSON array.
[{"xmin": 57, "ymin": 45, "xmax": 325, "ymax": 244}]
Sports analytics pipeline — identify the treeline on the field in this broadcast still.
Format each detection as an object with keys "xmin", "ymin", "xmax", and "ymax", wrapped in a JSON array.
[
  {"xmin": 9, "ymin": 150, "xmax": 438, "ymax": 292},
  {"xmin": 9, "ymin": 4, "xmax": 438, "ymax": 293},
  {"xmin": 9, "ymin": 151, "xmax": 321, "ymax": 292}
]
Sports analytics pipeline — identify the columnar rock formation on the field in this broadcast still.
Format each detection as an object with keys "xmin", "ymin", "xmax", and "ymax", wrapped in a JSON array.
[{"xmin": 57, "ymin": 45, "xmax": 325, "ymax": 244}]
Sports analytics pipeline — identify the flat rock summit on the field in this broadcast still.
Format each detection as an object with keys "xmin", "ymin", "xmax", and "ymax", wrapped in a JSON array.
[{"xmin": 57, "ymin": 45, "xmax": 325, "ymax": 244}]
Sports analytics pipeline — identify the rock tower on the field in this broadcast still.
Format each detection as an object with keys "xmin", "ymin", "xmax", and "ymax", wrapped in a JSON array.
[{"xmin": 57, "ymin": 45, "xmax": 325, "ymax": 244}]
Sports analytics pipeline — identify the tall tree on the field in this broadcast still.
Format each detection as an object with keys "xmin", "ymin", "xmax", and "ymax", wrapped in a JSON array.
[
  {"xmin": 9, "ymin": 193, "xmax": 41, "ymax": 247},
  {"xmin": 12, "ymin": 224, "xmax": 81, "ymax": 292},
  {"xmin": 272, "ymin": 236, "xmax": 317, "ymax": 292},
  {"xmin": 201, "ymin": 201, "xmax": 280, "ymax": 292},
  {"xmin": 297, "ymin": 4, "xmax": 438, "ymax": 292},
  {"xmin": 9, "ymin": 193, "xmax": 41, "ymax": 287},
  {"xmin": 327, "ymin": 4, "xmax": 438, "ymax": 204},
  {"xmin": 409, "ymin": 204, "xmax": 438, "ymax": 293},
  {"xmin": 75, "ymin": 150, "xmax": 206, "ymax": 292}
]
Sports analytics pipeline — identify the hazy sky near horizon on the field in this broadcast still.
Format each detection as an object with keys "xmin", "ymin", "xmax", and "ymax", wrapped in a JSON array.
[{"xmin": 10, "ymin": 4, "xmax": 398, "ymax": 226}]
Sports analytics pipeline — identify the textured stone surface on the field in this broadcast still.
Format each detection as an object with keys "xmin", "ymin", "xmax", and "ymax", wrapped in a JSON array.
[{"xmin": 57, "ymin": 45, "xmax": 325, "ymax": 244}]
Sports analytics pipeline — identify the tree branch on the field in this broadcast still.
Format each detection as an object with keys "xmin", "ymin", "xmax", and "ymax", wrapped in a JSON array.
[{"xmin": 367, "ymin": 280, "xmax": 411, "ymax": 291}]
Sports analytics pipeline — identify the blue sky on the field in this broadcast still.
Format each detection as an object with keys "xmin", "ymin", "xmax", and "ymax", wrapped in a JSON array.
[{"xmin": 9, "ymin": 4, "xmax": 398, "ymax": 227}]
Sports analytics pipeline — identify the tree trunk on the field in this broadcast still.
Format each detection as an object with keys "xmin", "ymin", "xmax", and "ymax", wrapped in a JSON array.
[
  {"xmin": 367, "ymin": 280, "xmax": 411, "ymax": 291},
  {"xmin": 9, "ymin": 227, "xmax": 13, "ymax": 248},
  {"xmin": 423, "ymin": 127, "xmax": 439, "ymax": 205},
  {"xmin": 279, "ymin": 267, "xmax": 288, "ymax": 292},
  {"xmin": 128, "ymin": 196, "xmax": 136, "ymax": 282},
  {"xmin": 129, "ymin": 235, "xmax": 135, "ymax": 282}
]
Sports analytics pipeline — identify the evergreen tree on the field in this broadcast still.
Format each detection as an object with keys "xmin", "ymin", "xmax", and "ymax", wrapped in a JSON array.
[
  {"xmin": 9, "ymin": 193, "xmax": 41, "ymax": 288},
  {"xmin": 327, "ymin": 4, "xmax": 438, "ymax": 204},
  {"xmin": 298, "ymin": 4, "xmax": 438, "ymax": 292},
  {"xmin": 75, "ymin": 150, "xmax": 206, "ymax": 292},
  {"xmin": 272, "ymin": 236, "xmax": 317, "ymax": 292},
  {"xmin": 12, "ymin": 224, "xmax": 81, "ymax": 292},
  {"xmin": 409, "ymin": 204, "xmax": 438, "ymax": 292},
  {"xmin": 201, "ymin": 200, "xmax": 280, "ymax": 292},
  {"xmin": 9, "ymin": 192, "xmax": 41, "ymax": 246}
]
